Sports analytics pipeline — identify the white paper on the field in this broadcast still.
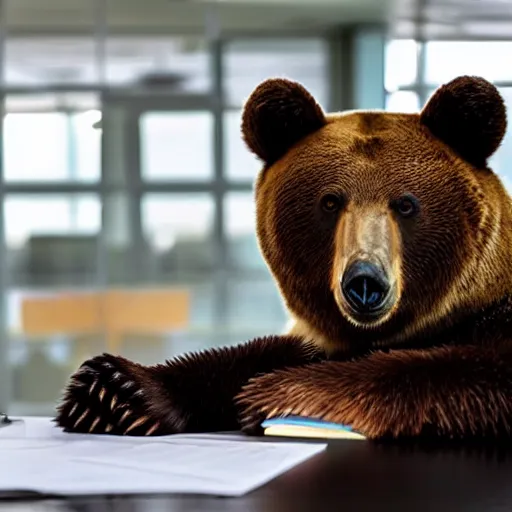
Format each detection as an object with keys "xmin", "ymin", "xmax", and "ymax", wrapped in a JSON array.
[{"xmin": 0, "ymin": 417, "xmax": 326, "ymax": 497}]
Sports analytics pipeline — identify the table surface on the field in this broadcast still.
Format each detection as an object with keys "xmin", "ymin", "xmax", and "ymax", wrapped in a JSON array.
[{"xmin": 2, "ymin": 437, "xmax": 512, "ymax": 512}]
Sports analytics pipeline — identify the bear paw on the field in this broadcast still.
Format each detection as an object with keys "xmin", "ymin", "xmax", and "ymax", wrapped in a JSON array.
[{"xmin": 55, "ymin": 354, "xmax": 170, "ymax": 436}]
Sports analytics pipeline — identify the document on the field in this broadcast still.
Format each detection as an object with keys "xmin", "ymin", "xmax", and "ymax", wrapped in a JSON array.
[{"xmin": 0, "ymin": 417, "xmax": 326, "ymax": 497}]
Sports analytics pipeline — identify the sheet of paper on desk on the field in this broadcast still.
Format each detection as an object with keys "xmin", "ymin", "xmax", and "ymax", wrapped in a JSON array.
[{"xmin": 0, "ymin": 417, "xmax": 326, "ymax": 497}]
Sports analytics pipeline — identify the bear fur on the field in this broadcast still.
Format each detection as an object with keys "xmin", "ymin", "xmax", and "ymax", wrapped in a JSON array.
[{"xmin": 55, "ymin": 75, "xmax": 512, "ymax": 440}]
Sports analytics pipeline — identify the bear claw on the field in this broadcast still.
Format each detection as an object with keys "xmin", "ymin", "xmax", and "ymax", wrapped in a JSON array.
[{"xmin": 55, "ymin": 354, "xmax": 163, "ymax": 436}]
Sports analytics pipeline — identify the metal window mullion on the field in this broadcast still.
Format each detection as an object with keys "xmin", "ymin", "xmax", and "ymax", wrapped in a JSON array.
[
  {"xmin": 94, "ymin": 0, "xmax": 107, "ymax": 85},
  {"xmin": 326, "ymin": 27, "xmax": 355, "ymax": 112},
  {"xmin": 0, "ymin": 181, "xmax": 255, "ymax": 195},
  {"xmin": 0, "ymin": 117, "xmax": 6, "ymax": 412},
  {"xmin": 94, "ymin": 0, "xmax": 108, "ymax": 291},
  {"xmin": 97, "ymin": 93, "xmax": 108, "ymax": 288},
  {"xmin": 384, "ymin": 40, "xmax": 429, "ymax": 108},
  {"xmin": 1, "ymin": 183, "xmax": 102, "ymax": 193},
  {"xmin": 102, "ymin": 93, "xmax": 214, "ymax": 112},
  {"xmin": 416, "ymin": 40, "xmax": 429, "ymax": 107},
  {"xmin": 140, "ymin": 181, "xmax": 253, "ymax": 193},
  {"xmin": 210, "ymin": 32, "xmax": 230, "ymax": 336},
  {"xmin": 396, "ymin": 80, "xmax": 512, "ymax": 95},
  {"xmin": 5, "ymin": 27, "xmax": 325, "ymax": 39},
  {"xmin": 66, "ymin": 112, "xmax": 80, "ymax": 229},
  {"xmin": 0, "ymin": 0, "xmax": 9, "ymax": 414},
  {"xmin": 126, "ymin": 109, "xmax": 145, "ymax": 285}
]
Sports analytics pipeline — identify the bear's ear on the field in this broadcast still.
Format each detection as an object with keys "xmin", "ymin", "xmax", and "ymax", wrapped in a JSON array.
[
  {"xmin": 420, "ymin": 76, "xmax": 507, "ymax": 168},
  {"xmin": 241, "ymin": 78, "xmax": 326, "ymax": 165}
]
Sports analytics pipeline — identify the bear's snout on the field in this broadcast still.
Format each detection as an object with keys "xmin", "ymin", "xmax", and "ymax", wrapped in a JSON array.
[
  {"xmin": 331, "ymin": 206, "xmax": 401, "ymax": 326},
  {"xmin": 341, "ymin": 260, "xmax": 393, "ymax": 319}
]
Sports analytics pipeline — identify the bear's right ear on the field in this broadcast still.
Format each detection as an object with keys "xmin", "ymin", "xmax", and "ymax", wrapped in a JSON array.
[{"xmin": 241, "ymin": 78, "xmax": 326, "ymax": 165}]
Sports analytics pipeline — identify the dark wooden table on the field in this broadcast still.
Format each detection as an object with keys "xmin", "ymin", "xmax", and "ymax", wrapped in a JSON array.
[{"xmin": 2, "ymin": 437, "xmax": 512, "ymax": 511}]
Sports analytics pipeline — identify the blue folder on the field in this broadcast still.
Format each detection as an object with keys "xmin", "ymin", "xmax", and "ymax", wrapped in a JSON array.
[{"xmin": 261, "ymin": 416, "xmax": 355, "ymax": 433}]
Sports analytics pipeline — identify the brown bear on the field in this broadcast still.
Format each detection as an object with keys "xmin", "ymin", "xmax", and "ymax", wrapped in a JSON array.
[{"xmin": 55, "ymin": 74, "xmax": 512, "ymax": 440}]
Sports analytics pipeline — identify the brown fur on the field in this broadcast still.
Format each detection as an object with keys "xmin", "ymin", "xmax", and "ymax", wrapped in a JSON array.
[
  {"xmin": 421, "ymin": 76, "xmax": 507, "ymax": 168},
  {"xmin": 241, "ymin": 78, "xmax": 326, "ymax": 165},
  {"xmin": 55, "ymin": 336, "xmax": 323, "ymax": 435},
  {"xmin": 254, "ymin": 105, "xmax": 512, "ymax": 355},
  {"xmin": 55, "ymin": 75, "xmax": 512, "ymax": 441},
  {"xmin": 236, "ymin": 345, "xmax": 512, "ymax": 439}
]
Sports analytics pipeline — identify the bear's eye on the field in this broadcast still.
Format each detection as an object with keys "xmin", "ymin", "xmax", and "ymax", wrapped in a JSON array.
[
  {"xmin": 393, "ymin": 194, "xmax": 419, "ymax": 218},
  {"xmin": 321, "ymin": 194, "xmax": 342, "ymax": 213}
]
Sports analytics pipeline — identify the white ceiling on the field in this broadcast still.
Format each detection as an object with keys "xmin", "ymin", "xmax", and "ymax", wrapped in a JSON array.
[
  {"xmin": 4, "ymin": 0, "xmax": 392, "ymax": 33},
  {"xmin": 2, "ymin": 0, "xmax": 512, "ymax": 96},
  {"xmin": 392, "ymin": 0, "xmax": 512, "ymax": 39},
  {"xmin": 5, "ymin": 0, "xmax": 512, "ymax": 39}
]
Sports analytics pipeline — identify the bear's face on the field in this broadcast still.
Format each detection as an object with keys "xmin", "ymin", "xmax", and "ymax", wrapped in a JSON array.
[{"xmin": 242, "ymin": 76, "xmax": 511, "ymax": 353}]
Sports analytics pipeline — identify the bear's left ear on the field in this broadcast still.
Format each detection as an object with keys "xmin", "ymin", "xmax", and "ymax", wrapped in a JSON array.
[
  {"xmin": 241, "ymin": 78, "xmax": 326, "ymax": 165},
  {"xmin": 420, "ymin": 76, "xmax": 507, "ymax": 168}
]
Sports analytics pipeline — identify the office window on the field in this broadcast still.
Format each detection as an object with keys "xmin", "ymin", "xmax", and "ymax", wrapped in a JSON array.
[
  {"xmin": 224, "ymin": 110, "xmax": 262, "ymax": 182},
  {"xmin": 105, "ymin": 36, "xmax": 210, "ymax": 91},
  {"xmin": 5, "ymin": 37, "xmax": 98, "ymax": 85},
  {"xmin": 425, "ymin": 41, "xmax": 512, "ymax": 84},
  {"xmin": 224, "ymin": 38, "xmax": 329, "ymax": 109},
  {"xmin": 4, "ymin": 113, "xmax": 68, "ymax": 182},
  {"xmin": 490, "ymin": 88, "xmax": 512, "ymax": 193},
  {"xmin": 5, "ymin": 195, "xmax": 100, "ymax": 243},
  {"xmin": 226, "ymin": 275, "xmax": 287, "ymax": 334},
  {"xmin": 386, "ymin": 91, "xmax": 420, "ymax": 113},
  {"xmin": 72, "ymin": 110, "xmax": 102, "ymax": 182},
  {"xmin": 4, "ymin": 108, "xmax": 101, "ymax": 183},
  {"xmin": 141, "ymin": 194, "xmax": 218, "ymax": 333},
  {"xmin": 140, "ymin": 112, "xmax": 214, "ymax": 182},
  {"xmin": 5, "ymin": 92, "xmax": 99, "ymax": 113},
  {"xmin": 385, "ymin": 39, "xmax": 418, "ymax": 91},
  {"xmin": 4, "ymin": 194, "xmax": 101, "ymax": 288},
  {"xmin": 141, "ymin": 193, "xmax": 216, "ymax": 273},
  {"xmin": 225, "ymin": 192, "xmax": 266, "ymax": 270}
]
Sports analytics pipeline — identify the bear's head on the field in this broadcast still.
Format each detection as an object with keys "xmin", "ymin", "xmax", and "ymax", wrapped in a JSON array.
[{"xmin": 241, "ymin": 75, "xmax": 512, "ymax": 354}]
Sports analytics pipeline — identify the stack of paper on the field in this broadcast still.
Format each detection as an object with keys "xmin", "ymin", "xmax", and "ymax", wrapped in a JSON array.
[{"xmin": 0, "ymin": 417, "xmax": 327, "ymax": 497}]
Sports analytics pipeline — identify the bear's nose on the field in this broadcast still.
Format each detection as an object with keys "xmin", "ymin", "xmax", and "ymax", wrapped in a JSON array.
[{"xmin": 341, "ymin": 260, "xmax": 390, "ymax": 314}]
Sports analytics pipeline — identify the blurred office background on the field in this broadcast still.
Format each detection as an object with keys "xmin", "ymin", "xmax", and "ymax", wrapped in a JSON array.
[{"xmin": 1, "ymin": 0, "xmax": 512, "ymax": 415}]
